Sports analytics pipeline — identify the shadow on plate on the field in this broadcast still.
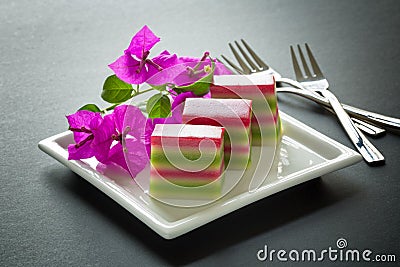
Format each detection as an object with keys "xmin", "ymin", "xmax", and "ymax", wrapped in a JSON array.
[{"xmin": 44, "ymin": 167, "xmax": 359, "ymax": 266}]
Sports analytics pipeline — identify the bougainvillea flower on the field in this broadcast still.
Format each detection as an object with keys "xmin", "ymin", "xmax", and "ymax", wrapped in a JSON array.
[
  {"xmin": 125, "ymin": 25, "xmax": 160, "ymax": 58},
  {"xmin": 67, "ymin": 105, "xmax": 150, "ymax": 178},
  {"xmin": 108, "ymin": 26, "xmax": 179, "ymax": 85},
  {"xmin": 152, "ymin": 53, "xmax": 231, "ymax": 89},
  {"xmin": 66, "ymin": 110, "xmax": 112, "ymax": 161},
  {"xmin": 108, "ymin": 105, "xmax": 149, "ymax": 176},
  {"xmin": 145, "ymin": 50, "xmax": 180, "ymax": 84},
  {"xmin": 178, "ymin": 56, "xmax": 232, "ymax": 75},
  {"xmin": 108, "ymin": 53, "xmax": 148, "ymax": 85},
  {"xmin": 145, "ymin": 61, "xmax": 189, "ymax": 87},
  {"xmin": 91, "ymin": 113, "xmax": 117, "ymax": 164}
]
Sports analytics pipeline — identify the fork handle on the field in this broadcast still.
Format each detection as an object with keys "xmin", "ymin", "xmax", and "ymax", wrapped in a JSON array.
[
  {"xmin": 351, "ymin": 118, "xmax": 386, "ymax": 137},
  {"xmin": 277, "ymin": 86, "xmax": 386, "ymax": 136},
  {"xmin": 320, "ymin": 90, "xmax": 385, "ymax": 165},
  {"xmin": 277, "ymin": 78, "xmax": 400, "ymax": 131},
  {"xmin": 341, "ymin": 104, "xmax": 400, "ymax": 131}
]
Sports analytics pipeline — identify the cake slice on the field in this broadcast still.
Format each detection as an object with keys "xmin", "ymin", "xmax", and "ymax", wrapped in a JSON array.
[
  {"xmin": 150, "ymin": 124, "xmax": 225, "ymax": 199},
  {"xmin": 182, "ymin": 98, "xmax": 252, "ymax": 170},
  {"xmin": 210, "ymin": 72, "xmax": 282, "ymax": 146}
]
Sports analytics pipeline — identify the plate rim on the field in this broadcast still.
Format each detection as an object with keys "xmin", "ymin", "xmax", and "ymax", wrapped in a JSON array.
[{"xmin": 38, "ymin": 112, "xmax": 362, "ymax": 239}]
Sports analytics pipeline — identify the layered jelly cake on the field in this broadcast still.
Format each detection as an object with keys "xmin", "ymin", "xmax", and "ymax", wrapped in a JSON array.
[
  {"xmin": 182, "ymin": 98, "xmax": 252, "ymax": 170},
  {"xmin": 210, "ymin": 72, "xmax": 282, "ymax": 146},
  {"xmin": 149, "ymin": 124, "xmax": 225, "ymax": 199}
]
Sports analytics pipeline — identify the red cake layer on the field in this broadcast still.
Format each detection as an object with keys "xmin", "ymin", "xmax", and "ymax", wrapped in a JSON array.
[
  {"xmin": 210, "ymin": 84, "xmax": 275, "ymax": 98},
  {"xmin": 150, "ymin": 165, "xmax": 224, "ymax": 179}
]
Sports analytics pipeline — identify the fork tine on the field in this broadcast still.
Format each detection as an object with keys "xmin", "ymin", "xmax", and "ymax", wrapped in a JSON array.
[
  {"xmin": 297, "ymin": 44, "xmax": 313, "ymax": 78},
  {"xmin": 290, "ymin": 45, "xmax": 304, "ymax": 81},
  {"xmin": 229, "ymin": 43, "xmax": 252, "ymax": 74},
  {"xmin": 305, "ymin": 43, "xmax": 324, "ymax": 78},
  {"xmin": 234, "ymin": 41, "xmax": 259, "ymax": 71},
  {"xmin": 220, "ymin": 55, "xmax": 245, "ymax": 74},
  {"xmin": 219, "ymin": 55, "xmax": 245, "ymax": 74},
  {"xmin": 241, "ymin": 39, "xmax": 270, "ymax": 69}
]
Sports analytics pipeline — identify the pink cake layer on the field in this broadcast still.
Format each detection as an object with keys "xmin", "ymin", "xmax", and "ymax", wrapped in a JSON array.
[
  {"xmin": 149, "ymin": 173, "xmax": 222, "ymax": 187},
  {"xmin": 150, "ymin": 163, "xmax": 224, "ymax": 180},
  {"xmin": 150, "ymin": 159, "xmax": 224, "ymax": 186}
]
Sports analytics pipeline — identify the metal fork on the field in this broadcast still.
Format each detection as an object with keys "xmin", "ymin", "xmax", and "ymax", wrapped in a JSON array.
[
  {"xmin": 221, "ymin": 39, "xmax": 400, "ymax": 134},
  {"xmin": 289, "ymin": 44, "xmax": 384, "ymax": 164},
  {"xmin": 221, "ymin": 40, "xmax": 385, "ymax": 164},
  {"xmin": 221, "ymin": 41, "xmax": 384, "ymax": 137}
]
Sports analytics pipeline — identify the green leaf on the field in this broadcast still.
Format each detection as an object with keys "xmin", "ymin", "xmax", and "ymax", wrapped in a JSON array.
[
  {"xmin": 146, "ymin": 93, "xmax": 171, "ymax": 118},
  {"xmin": 78, "ymin": 103, "xmax": 102, "ymax": 113},
  {"xmin": 101, "ymin": 75, "xmax": 134, "ymax": 103},
  {"xmin": 151, "ymin": 84, "xmax": 167, "ymax": 92},
  {"xmin": 173, "ymin": 59, "xmax": 215, "ymax": 96}
]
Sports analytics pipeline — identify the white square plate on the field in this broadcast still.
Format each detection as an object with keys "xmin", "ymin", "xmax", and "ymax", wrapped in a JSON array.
[{"xmin": 38, "ymin": 112, "xmax": 361, "ymax": 239}]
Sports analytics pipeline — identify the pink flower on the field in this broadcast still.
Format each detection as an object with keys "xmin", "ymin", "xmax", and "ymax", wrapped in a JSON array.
[
  {"xmin": 178, "ymin": 56, "xmax": 232, "ymax": 75},
  {"xmin": 67, "ymin": 105, "xmax": 149, "ymax": 177},
  {"xmin": 125, "ymin": 25, "xmax": 160, "ymax": 58},
  {"xmin": 108, "ymin": 26, "xmax": 178, "ymax": 85},
  {"xmin": 67, "ymin": 111, "xmax": 114, "ymax": 162},
  {"xmin": 108, "ymin": 105, "xmax": 148, "ymax": 176},
  {"xmin": 147, "ymin": 53, "xmax": 232, "ymax": 89}
]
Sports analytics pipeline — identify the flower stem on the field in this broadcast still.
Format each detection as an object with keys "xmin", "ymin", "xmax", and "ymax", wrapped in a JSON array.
[
  {"xmin": 168, "ymin": 90, "xmax": 178, "ymax": 96},
  {"xmin": 102, "ymin": 103, "xmax": 120, "ymax": 113},
  {"xmin": 101, "ymin": 87, "xmax": 161, "ymax": 112},
  {"xmin": 133, "ymin": 87, "xmax": 154, "ymax": 96}
]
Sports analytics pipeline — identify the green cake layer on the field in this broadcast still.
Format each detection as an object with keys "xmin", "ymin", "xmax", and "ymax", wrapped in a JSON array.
[
  {"xmin": 149, "ymin": 176, "xmax": 224, "ymax": 200},
  {"xmin": 150, "ymin": 124, "xmax": 225, "ymax": 200}
]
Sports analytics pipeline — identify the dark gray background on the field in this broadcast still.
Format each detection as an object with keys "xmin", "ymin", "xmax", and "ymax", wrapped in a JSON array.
[{"xmin": 1, "ymin": 0, "xmax": 399, "ymax": 266}]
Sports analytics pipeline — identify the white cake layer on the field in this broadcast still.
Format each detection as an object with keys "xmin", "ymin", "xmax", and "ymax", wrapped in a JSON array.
[
  {"xmin": 183, "ymin": 98, "xmax": 252, "ymax": 123},
  {"xmin": 152, "ymin": 124, "xmax": 224, "ymax": 139},
  {"xmin": 213, "ymin": 72, "xmax": 274, "ymax": 86}
]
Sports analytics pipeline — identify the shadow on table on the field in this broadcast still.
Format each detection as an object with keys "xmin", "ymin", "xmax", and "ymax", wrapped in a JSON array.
[{"xmin": 44, "ymin": 167, "xmax": 359, "ymax": 266}]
